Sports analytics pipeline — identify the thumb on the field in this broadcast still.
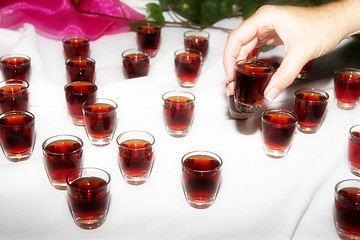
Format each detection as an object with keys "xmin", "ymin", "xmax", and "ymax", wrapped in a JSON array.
[{"xmin": 264, "ymin": 53, "xmax": 309, "ymax": 102}]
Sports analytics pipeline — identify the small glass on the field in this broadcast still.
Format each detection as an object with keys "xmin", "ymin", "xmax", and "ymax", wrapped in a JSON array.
[
  {"xmin": 249, "ymin": 47, "xmax": 259, "ymax": 59},
  {"xmin": 184, "ymin": 30, "xmax": 209, "ymax": 60},
  {"xmin": 348, "ymin": 125, "xmax": 360, "ymax": 177},
  {"xmin": 136, "ymin": 22, "xmax": 161, "ymax": 58},
  {"xmin": 67, "ymin": 167, "xmax": 111, "ymax": 230},
  {"xmin": 227, "ymin": 95, "xmax": 252, "ymax": 120},
  {"xmin": 0, "ymin": 110, "xmax": 35, "ymax": 161},
  {"xmin": 122, "ymin": 48, "xmax": 150, "ymax": 79},
  {"xmin": 297, "ymin": 60, "xmax": 314, "ymax": 79},
  {"xmin": 0, "ymin": 54, "xmax": 31, "ymax": 82},
  {"xmin": 0, "ymin": 79, "xmax": 29, "ymax": 113},
  {"xmin": 334, "ymin": 179, "xmax": 360, "ymax": 239},
  {"xmin": 116, "ymin": 130, "xmax": 155, "ymax": 185},
  {"xmin": 162, "ymin": 91, "xmax": 195, "ymax": 137},
  {"xmin": 234, "ymin": 59, "xmax": 275, "ymax": 114},
  {"xmin": 62, "ymin": 36, "xmax": 90, "ymax": 59},
  {"xmin": 174, "ymin": 48, "xmax": 202, "ymax": 88},
  {"xmin": 181, "ymin": 150, "xmax": 222, "ymax": 209},
  {"xmin": 42, "ymin": 135, "xmax": 83, "ymax": 190},
  {"xmin": 261, "ymin": 109, "xmax": 297, "ymax": 158},
  {"xmin": 65, "ymin": 56, "xmax": 95, "ymax": 83},
  {"xmin": 82, "ymin": 98, "xmax": 117, "ymax": 146},
  {"xmin": 334, "ymin": 68, "xmax": 360, "ymax": 110},
  {"xmin": 294, "ymin": 88, "xmax": 329, "ymax": 134},
  {"xmin": 64, "ymin": 81, "xmax": 97, "ymax": 125}
]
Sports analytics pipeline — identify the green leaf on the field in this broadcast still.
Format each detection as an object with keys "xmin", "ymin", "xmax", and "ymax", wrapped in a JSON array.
[
  {"xmin": 240, "ymin": 0, "xmax": 260, "ymax": 19},
  {"xmin": 146, "ymin": 3, "xmax": 165, "ymax": 22},
  {"xmin": 200, "ymin": 0, "xmax": 234, "ymax": 25}
]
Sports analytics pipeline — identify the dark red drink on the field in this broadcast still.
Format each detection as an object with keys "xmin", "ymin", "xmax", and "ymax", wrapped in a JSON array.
[
  {"xmin": 295, "ymin": 89, "xmax": 329, "ymax": 133},
  {"xmin": 43, "ymin": 136, "xmax": 83, "ymax": 190},
  {"xmin": 67, "ymin": 173, "xmax": 110, "ymax": 229},
  {"xmin": 174, "ymin": 49, "xmax": 202, "ymax": 87},
  {"xmin": 122, "ymin": 49, "xmax": 150, "ymax": 79},
  {"xmin": 258, "ymin": 58, "xmax": 280, "ymax": 70},
  {"xmin": 62, "ymin": 36, "xmax": 90, "ymax": 59},
  {"xmin": 65, "ymin": 81, "xmax": 97, "ymax": 125},
  {"xmin": 349, "ymin": 125, "xmax": 360, "ymax": 176},
  {"xmin": 298, "ymin": 60, "xmax": 314, "ymax": 77},
  {"xmin": 136, "ymin": 23, "xmax": 161, "ymax": 58},
  {"xmin": 65, "ymin": 56, "xmax": 95, "ymax": 83},
  {"xmin": 0, "ymin": 80, "xmax": 29, "ymax": 113},
  {"xmin": 184, "ymin": 35, "xmax": 209, "ymax": 60},
  {"xmin": 335, "ymin": 181, "xmax": 360, "ymax": 239},
  {"xmin": 261, "ymin": 109, "xmax": 296, "ymax": 158},
  {"xmin": 334, "ymin": 68, "xmax": 360, "ymax": 110},
  {"xmin": 234, "ymin": 59, "xmax": 274, "ymax": 113},
  {"xmin": 163, "ymin": 96, "xmax": 194, "ymax": 131},
  {"xmin": 182, "ymin": 151, "xmax": 222, "ymax": 209},
  {"xmin": 0, "ymin": 55, "xmax": 31, "ymax": 82},
  {"xmin": 249, "ymin": 48, "xmax": 259, "ymax": 59},
  {"xmin": 0, "ymin": 111, "xmax": 35, "ymax": 161},
  {"xmin": 119, "ymin": 139, "xmax": 154, "ymax": 178}
]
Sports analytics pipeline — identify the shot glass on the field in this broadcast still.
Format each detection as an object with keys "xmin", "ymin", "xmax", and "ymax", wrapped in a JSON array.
[
  {"xmin": 184, "ymin": 30, "xmax": 209, "ymax": 60},
  {"xmin": 294, "ymin": 88, "xmax": 329, "ymax": 134},
  {"xmin": 334, "ymin": 68, "xmax": 360, "ymax": 110},
  {"xmin": 67, "ymin": 167, "xmax": 111, "ymax": 230},
  {"xmin": 227, "ymin": 95, "xmax": 251, "ymax": 120},
  {"xmin": 122, "ymin": 48, "xmax": 150, "ymax": 79},
  {"xmin": 0, "ymin": 79, "xmax": 29, "ymax": 113},
  {"xmin": 42, "ymin": 135, "xmax": 83, "ymax": 190},
  {"xmin": 261, "ymin": 109, "xmax": 297, "ymax": 158},
  {"xmin": 136, "ymin": 22, "xmax": 161, "ymax": 58},
  {"xmin": 64, "ymin": 81, "xmax": 97, "ymax": 126},
  {"xmin": 297, "ymin": 60, "xmax": 314, "ymax": 79},
  {"xmin": 249, "ymin": 47, "xmax": 259, "ymax": 59},
  {"xmin": 174, "ymin": 48, "xmax": 202, "ymax": 88},
  {"xmin": 116, "ymin": 130, "xmax": 155, "ymax": 185},
  {"xmin": 82, "ymin": 98, "xmax": 117, "ymax": 146},
  {"xmin": 0, "ymin": 54, "xmax": 31, "ymax": 82},
  {"xmin": 348, "ymin": 125, "xmax": 360, "ymax": 177},
  {"xmin": 234, "ymin": 59, "xmax": 275, "ymax": 114},
  {"xmin": 0, "ymin": 110, "xmax": 35, "ymax": 161},
  {"xmin": 162, "ymin": 91, "xmax": 195, "ymax": 137},
  {"xmin": 334, "ymin": 179, "xmax": 360, "ymax": 239},
  {"xmin": 62, "ymin": 36, "xmax": 90, "ymax": 59},
  {"xmin": 181, "ymin": 150, "xmax": 222, "ymax": 209},
  {"xmin": 65, "ymin": 56, "xmax": 95, "ymax": 83}
]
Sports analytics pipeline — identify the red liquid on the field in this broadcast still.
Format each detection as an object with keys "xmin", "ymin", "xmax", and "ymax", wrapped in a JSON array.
[
  {"xmin": 83, "ymin": 103, "xmax": 117, "ymax": 138},
  {"xmin": 295, "ymin": 91, "xmax": 328, "ymax": 128},
  {"xmin": 118, "ymin": 139, "xmax": 154, "ymax": 178},
  {"xmin": 65, "ymin": 82, "xmax": 97, "ymax": 120},
  {"xmin": 262, "ymin": 112, "xmax": 296, "ymax": 150},
  {"xmin": 0, "ymin": 84, "xmax": 29, "ymax": 113},
  {"xmin": 136, "ymin": 25, "xmax": 161, "ymax": 57},
  {"xmin": 334, "ymin": 72, "xmax": 360, "ymax": 104},
  {"xmin": 66, "ymin": 57, "xmax": 95, "ymax": 83},
  {"xmin": 44, "ymin": 139, "xmax": 83, "ymax": 186},
  {"xmin": 1, "ymin": 57, "xmax": 30, "ymax": 81},
  {"xmin": 249, "ymin": 48, "xmax": 259, "ymax": 59},
  {"xmin": 63, "ymin": 37, "xmax": 90, "ymax": 59},
  {"xmin": 0, "ymin": 113, "xmax": 35, "ymax": 155},
  {"xmin": 68, "ymin": 177, "xmax": 110, "ymax": 228},
  {"xmin": 258, "ymin": 58, "xmax": 280, "ymax": 70},
  {"xmin": 349, "ymin": 131, "xmax": 360, "ymax": 169},
  {"xmin": 235, "ymin": 61, "xmax": 273, "ymax": 106},
  {"xmin": 163, "ymin": 96, "xmax": 194, "ymax": 131},
  {"xmin": 184, "ymin": 36, "xmax": 209, "ymax": 59},
  {"xmin": 335, "ymin": 187, "xmax": 360, "ymax": 237},
  {"xmin": 122, "ymin": 53, "xmax": 149, "ymax": 79},
  {"xmin": 182, "ymin": 155, "xmax": 221, "ymax": 202},
  {"xmin": 175, "ymin": 52, "xmax": 201, "ymax": 82},
  {"xmin": 300, "ymin": 60, "xmax": 314, "ymax": 74}
]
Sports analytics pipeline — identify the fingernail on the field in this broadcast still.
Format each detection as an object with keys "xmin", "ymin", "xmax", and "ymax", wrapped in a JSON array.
[{"xmin": 265, "ymin": 88, "xmax": 280, "ymax": 103}]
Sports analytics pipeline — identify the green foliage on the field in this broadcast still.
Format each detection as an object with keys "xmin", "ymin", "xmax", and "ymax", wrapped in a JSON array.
[{"xmin": 145, "ymin": 3, "xmax": 165, "ymax": 22}]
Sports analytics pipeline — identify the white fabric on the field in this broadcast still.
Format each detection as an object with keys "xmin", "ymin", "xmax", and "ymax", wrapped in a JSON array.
[{"xmin": 0, "ymin": 1, "xmax": 360, "ymax": 239}]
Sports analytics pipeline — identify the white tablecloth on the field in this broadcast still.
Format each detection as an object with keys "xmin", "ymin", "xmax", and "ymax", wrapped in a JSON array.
[{"xmin": 1, "ymin": 1, "xmax": 360, "ymax": 239}]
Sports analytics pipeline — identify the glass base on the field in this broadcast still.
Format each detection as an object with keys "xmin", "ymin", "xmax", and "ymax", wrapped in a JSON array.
[
  {"xmin": 178, "ymin": 79, "xmax": 197, "ymax": 88},
  {"xmin": 185, "ymin": 196, "xmax": 215, "ymax": 209},
  {"xmin": 336, "ymin": 99, "xmax": 357, "ymax": 110},
  {"xmin": 263, "ymin": 145, "xmax": 290, "ymax": 158},
  {"xmin": 296, "ymin": 123, "xmax": 320, "ymax": 134},
  {"xmin": 297, "ymin": 73, "xmax": 308, "ymax": 79},
  {"xmin": 87, "ymin": 135, "xmax": 113, "ymax": 146},
  {"xmin": 50, "ymin": 182, "xmax": 67, "ymax": 190},
  {"xmin": 70, "ymin": 116, "xmax": 84, "ymax": 126},
  {"xmin": 165, "ymin": 127, "xmax": 191, "ymax": 137},
  {"xmin": 121, "ymin": 173, "xmax": 150, "ymax": 186},
  {"xmin": 234, "ymin": 100, "xmax": 261, "ymax": 114},
  {"xmin": 3, "ymin": 149, "xmax": 33, "ymax": 162},
  {"xmin": 336, "ymin": 223, "xmax": 360, "ymax": 240},
  {"xmin": 72, "ymin": 213, "xmax": 107, "ymax": 230},
  {"xmin": 148, "ymin": 50, "xmax": 157, "ymax": 58},
  {"xmin": 349, "ymin": 164, "xmax": 360, "ymax": 177}
]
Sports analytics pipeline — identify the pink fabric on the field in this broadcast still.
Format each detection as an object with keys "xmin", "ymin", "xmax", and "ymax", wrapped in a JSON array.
[{"xmin": 0, "ymin": 0, "xmax": 144, "ymax": 40}]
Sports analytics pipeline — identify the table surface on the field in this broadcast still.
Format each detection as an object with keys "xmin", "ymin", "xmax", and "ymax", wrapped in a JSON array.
[{"xmin": 1, "ymin": 1, "xmax": 360, "ymax": 239}]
